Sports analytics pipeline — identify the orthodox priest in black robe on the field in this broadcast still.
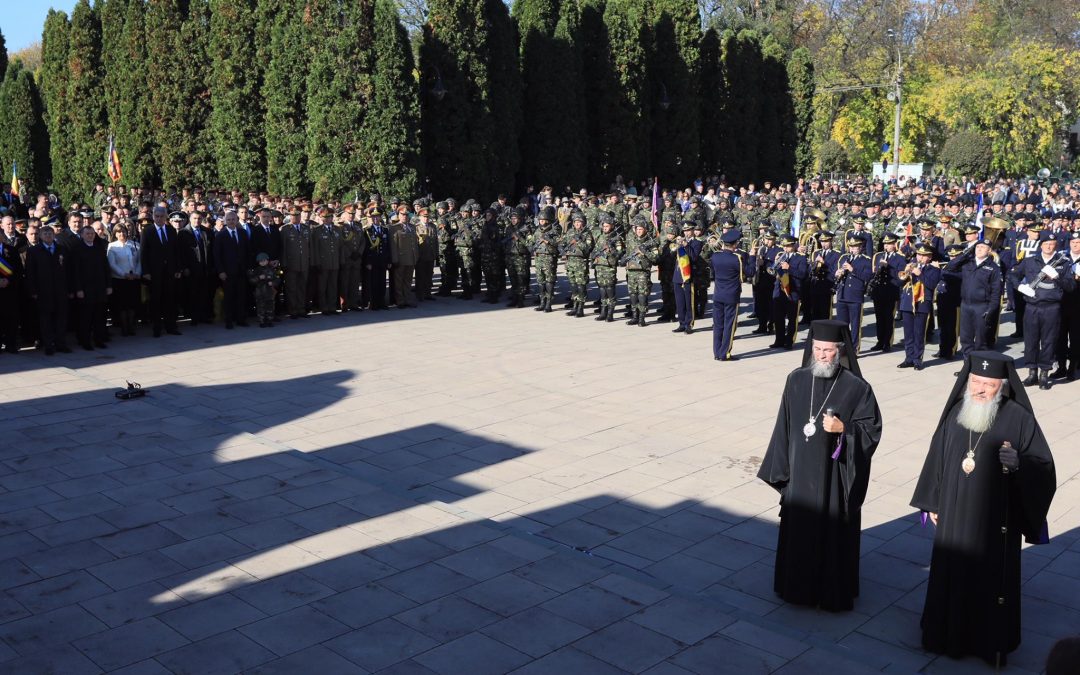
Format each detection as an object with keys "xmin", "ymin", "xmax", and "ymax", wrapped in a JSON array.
[
  {"xmin": 911, "ymin": 351, "xmax": 1057, "ymax": 667},
  {"xmin": 757, "ymin": 320, "xmax": 883, "ymax": 611}
]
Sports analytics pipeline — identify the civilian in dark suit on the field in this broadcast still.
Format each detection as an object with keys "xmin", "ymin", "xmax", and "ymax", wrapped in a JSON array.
[
  {"xmin": 250, "ymin": 207, "xmax": 282, "ymax": 262},
  {"xmin": 71, "ymin": 225, "xmax": 112, "ymax": 349},
  {"xmin": 24, "ymin": 225, "xmax": 72, "ymax": 354},
  {"xmin": 140, "ymin": 206, "xmax": 182, "ymax": 336},
  {"xmin": 0, "ymin": 228, "xmax": 25, "ymax": 353},
  {"xmin": 213, "ymin": 211, "xmax": 251, "ymax": 329},
  {"xmin": 176, "ymin": 211, "xmax": 214, "ymax": 324}
]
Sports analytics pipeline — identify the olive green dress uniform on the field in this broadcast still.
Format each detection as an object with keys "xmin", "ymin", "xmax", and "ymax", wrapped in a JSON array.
[
  {"xmin": 390, "ymin": 220, "xmax": 420, "ymax": 307},
  {"xmin": 338, "ymin": 221, "xmax": 367, "ymax": 311},
  {"xmin": 312, "ymin": 222, "xmax": 342, "ymax": 314},
  {"xmin": 280, "ymin": 218, "xmax": 311, "ymax": 317},
  {"xmin": 415, "ymin": 218, "xmax": 439, "ymax": 300}
]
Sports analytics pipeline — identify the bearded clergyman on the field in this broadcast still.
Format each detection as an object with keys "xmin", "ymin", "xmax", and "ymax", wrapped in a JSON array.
[
  {"xmin": 911, "ymin": 351, "xmax": 1057, "ymax": 667},
  {"xmin": 757, "ymin": 320, "xmax": 883, "ymax": 611}
]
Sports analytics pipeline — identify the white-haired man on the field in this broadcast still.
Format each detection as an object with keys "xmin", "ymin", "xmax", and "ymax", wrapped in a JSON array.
[
  {"xmin": 758, "ymin": 320, "xmax": 883, "ymax": 611},
  {"xmin": 911, "ymin": 351, "xmax": 1057, "ymax": 667}
]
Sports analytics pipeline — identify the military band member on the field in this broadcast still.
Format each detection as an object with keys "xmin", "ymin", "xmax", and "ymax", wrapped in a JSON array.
[
  {"xmin": 770, "ymin": 234, "xmax": 807, "ymax": 350},
  {"xmin": 672, "ymin": 222, "xmax": 699, "ymax": 334},
  {"xmin": 868, "ymin": 233, "xmax": 905, "ymax": 352},
  {"xmin": 897, "ymin": 244, "xmax": 942, "ymax": 370},
  {"xmin": 807, "ymin": 230, "xmax": 840, "ymax": 322},
  {"xmin": 1004, "ymin": 224, "xmax": 1041, "ymax": 339},
  {"xmin": 710, "ymin": 228, "xmax": 746, "ymax": 360},
  {"xmin": 933, "ymin": 244, "xmax": 965, "ymax": 360},
  {"xmin": 844, "ymin": 214, "xmax": 874, "ymax": 253},
  {"xmin": 691, "ymin": 222, "xmax": 711, "ymax": 320},
  {"xmin": 834, "ymin": 235, "xmax": 872, "ymax": 347},
  {"xmin": 750, "ymin": 230, "xmax": 780, "ymax": 335},
  {"xmin": 1010, "ymin": 231, "xmax": 1074, "ymax": 389},
  {"xmin": 946, "ymin": 236, "xmax": 1003, "ymax": 356},
  {"xmin": 1053, "ymin": 232, "xmax": 1080, "ymax": 381}
]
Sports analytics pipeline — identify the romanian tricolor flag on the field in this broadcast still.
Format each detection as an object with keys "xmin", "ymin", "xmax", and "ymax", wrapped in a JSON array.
[
  {"xmin": 9, "ymin": 162, "xmax": 19, "ymax": 200},
  {"xmin": 912, "ymin": 280, "xmax": 925, "ymax": 305},
  {"xmin": 677, "ymin": 244, "xmax": 692, "ymax": 283},
  {"xmin": 106, "ymin": 135, "xmax": 122, "ymax": 183},
  {"xmin": 0, "ymin": 255, "xmax": 13, "ymax": 278}
]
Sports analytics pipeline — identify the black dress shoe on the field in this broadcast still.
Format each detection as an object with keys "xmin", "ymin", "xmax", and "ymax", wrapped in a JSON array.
[
  {"xmin": 1049, "ymin": 367, "xmax": 1068, "ymax": 379},
  {"xmin": 685, "ymin": 327, "xmax": 693, "ymax": 335},
  {"xmin": 1022, "ymin": 371, "xmax": 1038, "ymax": 387},
  {"xmin": 723, "ymin": 355, "xmax": 740, "ymax": 361},
  {"xmin": 931, "ymin": 351, "xmax": 943, "ymax": 358},
  {"xmin": 914, "ymin": 363, "xmax": 924, "ymax": 371},
  {"xmin": 769, "ymin": 342, "xmax": 783, "ymax": 349},
  {"xmin": 897, "ymin": 361, "xmax": 913, "ymax": 368},
  {"xmin": 672, "ymin": 326, "xmax": 686, "ymax": 333},
  {"xmin": 714, "ymin": 356, "xmax": 721, "ymax": 361},
  {"xmin": 867, "ymin": 343, "xmax": 883, "ymax": 351}
]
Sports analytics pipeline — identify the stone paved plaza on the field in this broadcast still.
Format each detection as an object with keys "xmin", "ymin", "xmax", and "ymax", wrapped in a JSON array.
[{"xmin": 0, "ymin": 285, "xmax": 1077, "ymax": 674}]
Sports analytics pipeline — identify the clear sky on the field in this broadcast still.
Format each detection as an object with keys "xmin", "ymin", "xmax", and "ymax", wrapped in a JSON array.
[{"xmin": 2, "ymin": 1, "xmax": 79, "ymax": 54}]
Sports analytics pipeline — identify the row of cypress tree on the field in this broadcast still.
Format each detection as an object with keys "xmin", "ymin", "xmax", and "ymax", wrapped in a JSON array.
[{"xmin": 27, "ymin": 0, "xmax": 813, "ymax": 205}]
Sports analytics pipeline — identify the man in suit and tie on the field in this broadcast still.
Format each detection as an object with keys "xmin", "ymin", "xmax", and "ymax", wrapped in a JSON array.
[
  {"xmin": 251, "ymin": 207, "xmax": 281, "ymax": 263},
  {"xmin": 213, "ymin": 211, "xmax": 251, "ymax": 329},
  {"xmin": 71, "ymin": 224, "xmax": 112, "ymax": 350},
  {"xmin": 141, "ymin": 206, "xmax": 182, "ymax": 337},
  {"xmin": 24, "ymin": 225, "xmax": 73, "ymax": 354},
  {"xmin": 177, "ymin": 210, "xmax": 214, "ymax": 325}
]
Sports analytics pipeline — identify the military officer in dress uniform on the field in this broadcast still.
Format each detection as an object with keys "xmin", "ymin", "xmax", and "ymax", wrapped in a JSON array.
[
  {"xmin": 710, "ymin": 228, "xmax": 747, "ymax": 360},
  {"xmin": 770, "ymin": 234, "xmax": 807, "ymax": 349},
  {"xmin": 834, "ymin": 234, "xmax": 872, "ymax": 348},
  {"xmin": 1005, "ymin": 223, "xmax": 1041, "ymax": 339},
  {"xmin": 844, "ymin": 214, "xmax": 874, "ymax": 253},
  {"xmin": 390, "ymin": 207, "xmax": 420, "ymax": 309},
  {"xmin": 415, "ymin": 208, "xmax": 439, "ymax": 302},
  {"xmin": 868, "ymin": 233, "xmax": 905, "ymax": 352},
  {"xmin": 945, "ymin": 235, "xmax": 1003, "ymax": 357},
  {"xmin": 897, "ymin": 244, "xmax": 943, "ymax": 370},
  {"xmin": 338, "ymin": 206, "xmax": 367, "ymax": 311},
  {"xmin": 363, "ymin": 206, "xmax": 391, "ymax": 309},
  {"xmin": 1010, "ymin": 230, "xmax": 1074, "ymax": 389},
  {"xmin": 312, "ymin": 206, "xmax": 342, "ymax": 314},
  {"xmin": 281, "ymin": 207, "xmax": 311, "ymax": 318}
]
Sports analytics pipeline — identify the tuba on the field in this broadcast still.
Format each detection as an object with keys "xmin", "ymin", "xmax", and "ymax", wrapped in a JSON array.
[{"xmin": 979, "ymin": 216, "xmax": 1009, "ymax": 250}]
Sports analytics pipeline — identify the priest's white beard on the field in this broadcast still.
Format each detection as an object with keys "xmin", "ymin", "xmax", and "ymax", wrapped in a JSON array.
[
  {"xmin": 956, "ymin": 387, "xmax": 1004, "ymax": 433},
  {"xmin": 811, "ymin": 356, "xmax": 840, "ymax": 379}
]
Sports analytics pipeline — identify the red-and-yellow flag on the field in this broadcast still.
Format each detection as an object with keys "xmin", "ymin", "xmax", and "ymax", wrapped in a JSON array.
[
  {"xmin": 10, "ymin": 161, "xmax": 19, "ymax": 199},
  {"xmin": 677, "ymin": 244, "xmax": 692, "ymax": 283}
]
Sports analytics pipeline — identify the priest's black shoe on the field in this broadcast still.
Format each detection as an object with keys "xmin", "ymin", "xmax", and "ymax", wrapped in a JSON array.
[
  {"xmin": 1039, "ymin": 371, "xmax": 1052, "ymax": 390},
  {"xmin": 897, "ymin": 361, "xmax": 913, "ymax": 368},
  {"xmin": 1022, "ymin": 370, "xmax": 1038, "ymax": 387},
  {"xmin": 672, "ymin": 326, "xmax": 685, "ymax": 333},
  {"xmin": 913, "ymin": 363, "xmax": 924, "ymax": 371}
]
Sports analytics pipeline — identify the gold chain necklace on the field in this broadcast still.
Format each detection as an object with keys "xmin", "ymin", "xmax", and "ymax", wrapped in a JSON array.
[{"xmin": 963, "ymin": 429, "xmax": 985, "ymax": 475}]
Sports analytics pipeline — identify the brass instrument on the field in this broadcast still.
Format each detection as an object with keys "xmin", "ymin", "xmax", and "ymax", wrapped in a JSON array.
[
  {"xmin": 980, "ymin": 216, "xmax": 1010, "ymax": 249},
  {"xmin": 810, "ymin": 250, "xmax": 830, "ymax": 282},
  {"xmin": 835, "ymin": 253, "xmax": 852, "ymax": 283}
]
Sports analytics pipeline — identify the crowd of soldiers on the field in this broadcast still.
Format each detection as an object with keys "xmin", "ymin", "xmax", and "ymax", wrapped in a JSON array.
[{"xmin": 1, "ymin": 176, "xmax": 1078, "ymax": 386}]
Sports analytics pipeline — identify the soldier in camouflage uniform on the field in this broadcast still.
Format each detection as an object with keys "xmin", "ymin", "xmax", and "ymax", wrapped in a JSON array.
[
  {"xmin": 590, "ymin": 215, "xmax": 624, "ymax": 322},
  {"xmin": 529, "ymin": 206, "xmax": 560, "ymax": 312},
  {"xmin": 249, "ymin": 253, "xmax": 281, "ymax": 328},
  {"xmin": 560, "ymin": 211, "xmax": 594, "ymax": 317},
  {"xmin": 503, "ymin": 208, "xmax": 531, "ymax": 308},
  {"xmin": 621, "ymin": 218, "xmax": 659, "ymax": 327},
  {"xmin": 480, "ymin": 208, "xmax": 505, "ymax": 303},
  {"xmin": 468, "ymin": 202, "xmax": 484, "ymax": 295},
  {"xmin": 452, "ymin": 207, "xmax": 475, "ymax": 300},
  {"xmin": 435, "ymin": 201, "xmax": 458, "ymax": 296}
]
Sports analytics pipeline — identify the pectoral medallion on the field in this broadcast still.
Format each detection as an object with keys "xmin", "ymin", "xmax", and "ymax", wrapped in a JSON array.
[
  {"xmin": 803, "ymin": 419, "xmax": 817, "ymax": 440},
  {"xmin": 961, "ymin": 450, "xmax": 976, "ymax": 475}
]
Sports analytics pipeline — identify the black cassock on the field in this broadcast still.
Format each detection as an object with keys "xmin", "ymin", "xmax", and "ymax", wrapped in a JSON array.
[
  {"xmin": 757, "ymin": 367, "xmax": 882, "ymax": 611},
  {"xmin": 911, "ymin": 398, "xmax": 1056, "ymax": 665}
]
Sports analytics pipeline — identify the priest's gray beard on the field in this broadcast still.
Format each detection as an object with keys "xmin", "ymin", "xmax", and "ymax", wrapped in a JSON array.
[
  {"xmin": 810, "ymin": 356, "xmax": 840, "ymax": 379},
  {"xmin": 956, "ymin": 387, "xmax": 1004, "ymax": 433}
]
